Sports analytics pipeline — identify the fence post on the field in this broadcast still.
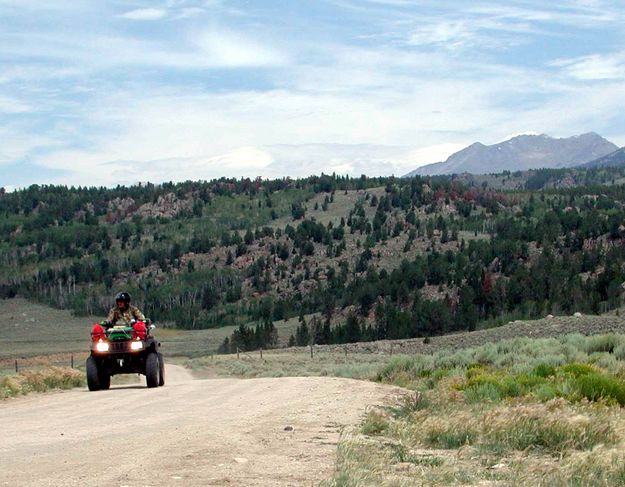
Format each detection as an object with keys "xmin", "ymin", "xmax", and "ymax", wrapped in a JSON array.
[
  {"xmin": 310, "ymin": 344, "xmax": 313, "ymax": 359},
  {"xmin": 344, "ymin": 347, "xmax": 347, "ymax": 359},
  {"xmin": 390, "ymin": 343, "xmax": 393, "ymax": 356},
  {"xmin": 260, "ymin": 347, "xmax": 263, "ymax": 359},
  {"xmin": 71, "ymin": 354, "xmax": 74, "ymax": 369},
  {"xmin": 237, "ymin": 347, "xmax": 240, "ymax": 359},
  {"xmin": 15, "ymin": 359, "xmax": 18, "ymax": 373}
]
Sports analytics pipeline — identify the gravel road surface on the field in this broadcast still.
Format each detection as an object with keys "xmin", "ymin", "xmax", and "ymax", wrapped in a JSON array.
[{"xmin": 0, "ymin": 365, "xmax": 400, "ymax": 486}]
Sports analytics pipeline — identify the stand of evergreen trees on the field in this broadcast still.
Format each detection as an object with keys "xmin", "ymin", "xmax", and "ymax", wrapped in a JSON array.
[{"xmin": 3, "ymin": 170, "xmax": 625, "ymax": 349}]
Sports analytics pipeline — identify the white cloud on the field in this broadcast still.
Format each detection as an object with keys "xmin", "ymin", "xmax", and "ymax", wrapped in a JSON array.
[
  {"xmin": 120, "ymin": 8, "xmax": 168, "ymax": 21},
  {"xmin": 25, "ymin": 41, "xmax": 620, "ymax": 184},
  {"xmin": 408, "ymin": 21, "xmax": 474, "ymax": 49},
  {"xmin": 0, "ymin": 27, "xmax": 289, "ymax": 72},
  {"xmin": 195, "ymin": 29, "xmax": 290, "ymax": 67},
  {"xmin": 206, "ymin": 146, "xmax": 274, "ymax": 169},
  {"xmin": 0, "ymin": 96, "xmax": 32, "ymax": 114},
  {"xmin": 551, "ymin": 53, "xmax": 625, "ymax": 80},
  {"xmin": 0, "ymin": 126, "xmax": 60, "ymax": 165}
]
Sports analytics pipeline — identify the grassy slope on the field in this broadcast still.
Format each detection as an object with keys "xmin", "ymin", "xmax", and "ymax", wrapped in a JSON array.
[
  {"xmin": 0, "ymin": 297, "xmax": 315, "ymax": 366},
  {"xmin": 0, "ymin": 298, "xmax": 93, "ymax": 359}
]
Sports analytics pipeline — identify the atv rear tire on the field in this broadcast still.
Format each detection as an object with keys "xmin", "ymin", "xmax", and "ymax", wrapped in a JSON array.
[
  {"xmin": 146, "ymin": 352, "xmax": 159, "ymax": 388},
  {"xmin": 157, "ymin": 352, "xmax": 165, "ymax": 387},
  {"xmin": 86, "ymin": 356, "xmax": 101, "ymax": 391}
]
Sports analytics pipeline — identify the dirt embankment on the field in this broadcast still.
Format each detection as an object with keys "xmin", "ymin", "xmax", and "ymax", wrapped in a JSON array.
[{"xmin": 0, "ymin": 364, "xmax": 402, "ymax": 486}]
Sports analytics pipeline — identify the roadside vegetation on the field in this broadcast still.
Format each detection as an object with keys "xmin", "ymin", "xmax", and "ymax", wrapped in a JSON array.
[
  {"xmin": 321, "ymin": 333, "xmax": 625, "ymax": 486},
  {"xmin": 180, "ymin": 348, "xmax": 392, "ymax": 380},
  {"xmin": 0, "ymin": 367, "xmax": 84, "ymax": 399}
]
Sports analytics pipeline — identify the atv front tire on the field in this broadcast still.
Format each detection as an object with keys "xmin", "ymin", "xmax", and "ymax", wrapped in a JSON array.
[
  {"xmin": 86, "ymin": 356, "xmax": 101, "ymax": 391},
  {"xmin": 157, "ymin": 352, "xmax": 165, "ymax": 387},
  {"xmin": 146, "ymin": 352, "xmax": 160, "ymax": 388},
  {"xmin": 99, "ymin": 369, "xmax": 111, "ymax": 390}
]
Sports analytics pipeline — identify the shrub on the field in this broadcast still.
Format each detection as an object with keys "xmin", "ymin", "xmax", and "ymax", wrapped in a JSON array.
[
  {"xmin": 361, "ymin": 410, "xmax": 389, "ymax": 436},
  {"xmin": 573, "ymin": 373, "xmax": 625, "ymax": 406},
  {"xmin": 584, "ymin": 334, "xmax": 623, "ymax": 354},
  {"xmin": 463, "ymin": 368, "xmax": 526, "ymax": 401},
  {"xmin": 425, "ymin": 425, "xmax": 476, "ymax": 449},
  {"xmin": 560, "ymin": 363, "xmax": 598, "ymax": 378},
  {"xmin": 463, "ymin": 382, "xmax": 502, "ymax": 403},
  {"xmin": 614, "ymin": 343, "xmax": 625, "ymax": 361},
  {"xmin": 532, "ymin": 363, "xmax": 556, "ymax": 378},
  {"xmin": 376, "ymin": 355, "xmax": 433, "ymax": 386},
  {"xmin": 534, "ymin": 383, "xmax": 558, "ymax": 401},
  {"xmin": 388, "ymin": 391, "xmax": 430, "ymax": 418}
]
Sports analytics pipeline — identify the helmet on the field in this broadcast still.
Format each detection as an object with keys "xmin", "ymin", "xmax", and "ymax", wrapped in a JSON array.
[{"xmin": 115, "ymin": 291, "xmax": 131, "ymax": 304}]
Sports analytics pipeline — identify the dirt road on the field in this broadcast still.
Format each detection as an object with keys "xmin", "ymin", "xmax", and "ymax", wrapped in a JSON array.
[{"xmin": 1, "ymin": 365, "xmax": 401, "ymax": 486}]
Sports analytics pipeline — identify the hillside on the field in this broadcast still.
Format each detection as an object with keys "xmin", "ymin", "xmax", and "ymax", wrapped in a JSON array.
[
  {"xmin": 579, "ymin": 147, "xmax": 625, "ymax": 169},
  {"xmin": 406, "ymin": 132, "xmax": 617, "ymax": 176},
  {"xmin": 3, "ymin": 172, "xmax": 625, "ymax": 354}
]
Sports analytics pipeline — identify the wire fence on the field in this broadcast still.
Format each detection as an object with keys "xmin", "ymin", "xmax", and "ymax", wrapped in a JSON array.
[
  {"xmin": 2, "ymin": 339, "xmax": 403, "ymax": 376},
  {"xmin": 1, "ymin": 353, "xmax": 84, "ymax": 376},
  {"xmin": 227, "ymin": 342, "xmax": 401, "ymax": 360}
]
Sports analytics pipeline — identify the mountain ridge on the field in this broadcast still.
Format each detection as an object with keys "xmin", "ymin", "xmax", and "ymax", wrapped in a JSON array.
[{"xmin": 405, "ymin": 132, "xmax": 618, "ymax": 176}]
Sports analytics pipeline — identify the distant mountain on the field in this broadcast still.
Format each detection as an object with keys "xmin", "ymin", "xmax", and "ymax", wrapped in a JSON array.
[
  {"xmin": 578, "ymin": 147, "xmax": 625, "ymax": 169},
  {"xmin": 405, "ymin": 133, "xmax": 618, "ymax": 176}
]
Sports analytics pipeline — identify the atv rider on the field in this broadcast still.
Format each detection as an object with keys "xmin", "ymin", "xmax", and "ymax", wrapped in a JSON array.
[
  {"xmin": 91, "ymin": 292, "xmax": 148, "ymax": 340},
  {"xmin": 104, "ymin": 292, "xmax": 146, "ymax": 327}
]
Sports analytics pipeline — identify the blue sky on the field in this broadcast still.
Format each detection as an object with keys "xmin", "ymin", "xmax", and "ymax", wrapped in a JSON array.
[{"xmin": 1, "ymin": 0, "xmax": 624, "ymax": 188}]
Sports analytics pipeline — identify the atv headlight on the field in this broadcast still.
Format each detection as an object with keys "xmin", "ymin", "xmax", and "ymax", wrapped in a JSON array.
[
  {"xmin": 95, "ymin": 341, "xmax": 110, "ymax": 352},
  {"xmin": 130, "ymin": 341, "xmax": 143, "ymax": 351}
]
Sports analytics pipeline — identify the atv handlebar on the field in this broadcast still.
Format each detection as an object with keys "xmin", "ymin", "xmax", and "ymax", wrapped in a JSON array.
[{"xmin": 100, "ymin": 319, "xmax": 153, "ymax": 328}]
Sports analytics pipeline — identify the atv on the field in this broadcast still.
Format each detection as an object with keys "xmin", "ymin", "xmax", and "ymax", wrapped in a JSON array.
[{"xmin": 86, "ymin": 320, "xmax": 165, "ymax": 391}]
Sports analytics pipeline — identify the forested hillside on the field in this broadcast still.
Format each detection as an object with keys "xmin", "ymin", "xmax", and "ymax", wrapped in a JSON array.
[{"xmin": 3, "ymin": 167, "xmax": 625, "ymax": 353}]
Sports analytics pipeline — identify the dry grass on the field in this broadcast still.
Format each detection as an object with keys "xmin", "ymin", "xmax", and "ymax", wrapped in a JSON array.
[
  {"xmin": 180, "ymin": 348, "xmax": 395, "ymax": 379},
  {"xmin": 322, "ymin": 334, "xmax": 625, "ymax": 486},
  {"xmin": 324, "ymin": 392, "xmax": 625, "ymax": 486},
  {"xmin": 0, "ymin": 298, "xmax": 94, "ymax": 358},
  {"xmin": 0, "ymin": 367, "xmax": 85, "ymax": 399}
]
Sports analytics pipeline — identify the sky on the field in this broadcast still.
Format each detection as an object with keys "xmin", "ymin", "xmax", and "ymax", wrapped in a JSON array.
[{"xmin": 1, "ymin": 0, "xmax": 625, "ymax": 188}]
